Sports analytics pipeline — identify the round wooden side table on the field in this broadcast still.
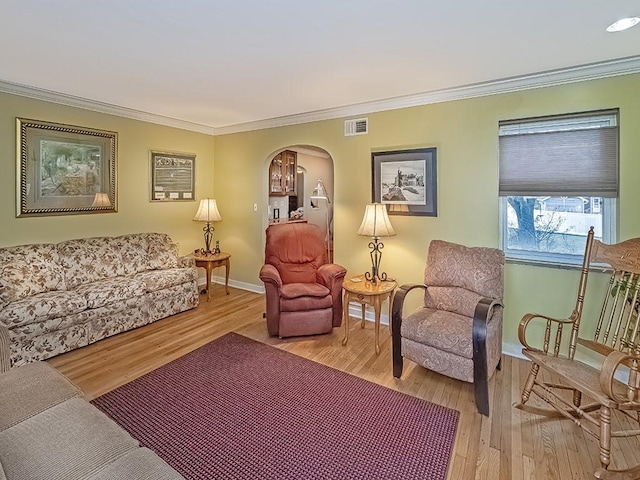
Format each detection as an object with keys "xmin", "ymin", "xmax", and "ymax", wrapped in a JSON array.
[
  {"xmin": 193, "ymin": 252, "xmax": 231, "ymax": 301},
  {"xmin": 342, "ymin": 274, "xmax": 397, "ymax": 355}
]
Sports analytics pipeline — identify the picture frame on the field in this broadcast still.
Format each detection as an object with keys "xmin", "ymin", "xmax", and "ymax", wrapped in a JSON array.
[
  {"xmin": 16, "ymin": 118, "xmax": 117, "ymax": 217},
  {"xmin": 372, "ymin": 147, "xmax": 437, "ymax": 216},
  {"xmin": 150, "ymin": 151, "xmax": 195, "ymax": 201}
]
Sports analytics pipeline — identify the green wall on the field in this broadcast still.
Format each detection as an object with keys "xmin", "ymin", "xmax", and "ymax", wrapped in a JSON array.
[
  {"xmin": 0, "ymin": 92, "xmax": 216, "ymax": 255},
  {"xmin": 1, "ymin": 74, "xmax": 639, "ymax": 354},
  {"xmin": 213, "ymin": 73, "xmax": 640, "ymax": 354}
]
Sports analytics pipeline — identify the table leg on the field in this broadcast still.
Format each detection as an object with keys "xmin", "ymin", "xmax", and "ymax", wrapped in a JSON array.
[
  {"xmin": 224, "ymin": 259, "xmax": 230, "ymax": 295},
  {"xmin": 373, "ymin": 296, "xmax": 382, "ymax": 355},
  {"xmin": 388, "ymin": 292, "xmax": 393, "ymax": 334},
  {"xmin": 342, "ymin": 291, "xmax": 350, "ymax": 346},
  {"xmin": 360, "ymin": 303, "xmax": 366, "ymax": 328},
  {"xmin": 205, "ymin": 263, "xmax": 213, "ymax": 302}
]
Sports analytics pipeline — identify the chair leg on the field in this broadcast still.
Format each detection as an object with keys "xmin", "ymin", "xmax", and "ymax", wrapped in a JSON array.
[
  {"xmin": 474, "ymin": 377, "xmax": 490, "ymax": 417},
  {"xmin": 472, "ymin": 298, "xmax": 493, "ymax": 416},
  {"xmin": 391, "ymin": 316, "xmax": 404, "ymax": 377},
  {"xmin": 599, "ymin": 405, "xmax": 612, "ymax": 470},
  {"xmin": 393, "ymin": 351, "xmax": 403, "ymax": 378},
  {"xmin": 391, "ymin": 290, "xmax": 404, "ymax": 378},
  {"xmin": 520, "ymin": 363, "xmax": 539, "ymax": 405},
  {"xmin": 573, "ymin": 390, "xmax": 582, "ymax": 408}
]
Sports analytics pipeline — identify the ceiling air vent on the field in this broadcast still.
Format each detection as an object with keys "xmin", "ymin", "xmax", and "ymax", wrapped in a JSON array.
[{"xmin": 344, "ymin": 118, "xmax": 368, "ymax": 136}]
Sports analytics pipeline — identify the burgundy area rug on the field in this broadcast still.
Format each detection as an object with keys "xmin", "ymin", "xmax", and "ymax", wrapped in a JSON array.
[{"xmin": 92, "ymin": 332, "xmax": 459, "ymax": 480}]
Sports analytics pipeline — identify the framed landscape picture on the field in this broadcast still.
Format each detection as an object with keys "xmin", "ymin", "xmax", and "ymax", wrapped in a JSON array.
[
  {"xmin": 372, "ymin": 147, "xmax": 437, "ymax": 216},
  {"xmin": 150, "ymin": 151, "xmax": 195, "ymax": 201},
  {"xmin": 16, "ymin": 118, "xmax": 117, "ymax": 217}
]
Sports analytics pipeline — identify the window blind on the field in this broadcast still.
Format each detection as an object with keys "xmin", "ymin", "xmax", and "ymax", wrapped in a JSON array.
[{"xmin": 498, "ymin": 111, "xmax": 619, "ymax": 197}]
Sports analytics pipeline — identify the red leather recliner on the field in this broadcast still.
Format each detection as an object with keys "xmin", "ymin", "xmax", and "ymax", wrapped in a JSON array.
[{"xmin": 259, "ymin": 223, "xmax": 347, "ymax": 338}]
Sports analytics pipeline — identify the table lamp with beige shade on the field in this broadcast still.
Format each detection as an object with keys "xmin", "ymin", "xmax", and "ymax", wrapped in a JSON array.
[
  {"xmin": 91, "ymin": 192, "xmax": 111, "ymax": 207},
  {"xmin": 193, "ymin": 198, "xmax": 222, "ymax": 255},
  {"xmin": 357, "ymin": 203, "xmax": 396, "ymax": 283}
]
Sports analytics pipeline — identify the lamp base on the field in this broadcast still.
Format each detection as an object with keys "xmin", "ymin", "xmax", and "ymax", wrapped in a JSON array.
[
  {"xmin": 198, "ymin": 223, "xmax": 216, "ymax": 256},
  {"xmin": 364, "ymin": 237, "xmax": 389, "ymax": 284},
  {"xmin": 364, "ymin": 271, "xmax": 389, "ymax": 284}
]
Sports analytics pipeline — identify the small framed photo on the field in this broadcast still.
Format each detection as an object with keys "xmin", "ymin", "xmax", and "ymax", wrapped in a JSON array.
[
  {"xmin": 372, "ymin": 147, "xmax": 437, "ymax": 216},
  {"xmin": 150, "ymin": 151, "xmax": 195, "ymax": 201},
  {"xmin": 16, "ymin": 118, "xmax": 117, "ymax": 217}
]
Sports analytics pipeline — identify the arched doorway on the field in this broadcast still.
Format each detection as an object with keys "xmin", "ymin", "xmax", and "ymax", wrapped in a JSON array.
[{"xmin": 264, "ymin": 145, "xmax": 334, "ymax": 261}]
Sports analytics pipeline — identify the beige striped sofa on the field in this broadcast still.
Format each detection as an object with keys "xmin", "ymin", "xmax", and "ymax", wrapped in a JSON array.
[
  {"xmin": 0, "ymin": 360, "xmax": 184, "ymax": 479},
  {"xmin": 0, "ymin": 233, "xmax": 199, "ymax": 368}
]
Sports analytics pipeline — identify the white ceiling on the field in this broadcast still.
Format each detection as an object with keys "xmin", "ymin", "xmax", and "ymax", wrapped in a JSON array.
[{"xmin": 1, "ymin": 1, "xmax": 639, "ymax": 134}]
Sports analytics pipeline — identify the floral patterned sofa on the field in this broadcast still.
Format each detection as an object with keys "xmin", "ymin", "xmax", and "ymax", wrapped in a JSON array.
[{"xmin": 0, "ymin": 233, "xmax": 199, "ymax": 367}]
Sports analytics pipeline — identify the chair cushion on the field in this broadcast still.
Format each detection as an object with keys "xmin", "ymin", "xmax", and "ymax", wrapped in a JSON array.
[
  {"xmin": 0, "ymin": 362, "xmax": 82, "ymax": 432},
  {"xmin": 0, "ymin": 291, "xmax": 86, "ymax": 327},
  {"xmin": 424, "ymin": 286, "xmax": 483, "ymax": 318},
  {"xmin": 0, "ymin": 244, "xmax": 66, "ymax": 309},
  {"xmin": 0, "ymin": 398, "xmax": 140, "ymax": 480},
  {"xmin": 401, "ymin": 307, "xmax": 475, "ymax": 359},
  {"xmin": 424, "ymin": 240, "xmax": 504, "ymax": 299},
  {"xmin": 75, "ymin": 277, "xmax": 145, "ymax": 309},
  {"xmin": 280, "ymin": 283, "xmax": 333, "ymax": 312},
  {"xmin": 281, "ymin": 283, "xmax": 330, "ymax": 299},
  {"xmin": 85, "ymin": 447, "xmax": 184, "ymax": 480},
  {"xmin": 134, "ymin": 268, "xmax": 198, "ymax": 292},
  {"xmin": 116, "ymin": 234, "xmax": 152, "ymax": 276},
  {"xmin": 146, "ymin": 233, "xmax": 179, "ymax": 270},
  {"xmin": 57, "ymin": 237, "xmax": 127, "ymax": 288},
  {"xmin": 265, "ymin": 223, "xmax": 327, "ymax": 284}
]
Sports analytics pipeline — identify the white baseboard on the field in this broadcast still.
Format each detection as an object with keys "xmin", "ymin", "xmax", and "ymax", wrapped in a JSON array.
[
  {"xmin": 200, "ymin": 275, "xmax": 265, "ymax": 294},
  {"xmin": 502, "ymin": 343, "xmax": 526, "ymax": 360},
  {"xmin": 347, "ymin": 302, "xmax": 390, "ymax": 325},
  {"xmin": 195, "ymin": 280, "xmax": 611, "ymax": 372}
]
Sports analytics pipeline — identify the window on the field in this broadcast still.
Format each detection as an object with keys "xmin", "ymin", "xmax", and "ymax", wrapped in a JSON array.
[{"xmin": 499, "ymin": 110, "xmax": 618, "ymax": 266}]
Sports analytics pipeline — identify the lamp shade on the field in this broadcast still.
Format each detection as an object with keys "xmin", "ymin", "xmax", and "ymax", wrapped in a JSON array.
[
  {"xmin": 193, "ymin": 199, "xmax": 222, "ymax": 222},
  {"xmin": 357, "ymin": 203, "xmax": 395, "ymax": 238},
  {"xmin": 91, "ymin": 192, "xmax": 111, "ymax": 207}
]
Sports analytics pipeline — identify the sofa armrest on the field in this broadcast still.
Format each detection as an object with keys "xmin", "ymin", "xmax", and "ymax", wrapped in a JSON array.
[
  {"xmin": 259, "ymin": 264, "xmax": 283, "ymax": 288},
  {"xmin": 178, "ymin": 255, "xmax": 195, "ymax": 268},
  {"xmin": 391, "ymin": 283, "xmax": 428, "ymax": 375},
  {"xmin": 316, "ymin": 263, "xmax": 347, "ymax": 290},
  {"xmin": 317, "ymin": 264, "xmax": 347, "ymax": 327},
  {"xmin": 259, "ymin": 264, "xmax": 283, "ymax": 336},
  {"xmin": 0, "ymin": 321, "xmax": 10, "ymax": 373}
]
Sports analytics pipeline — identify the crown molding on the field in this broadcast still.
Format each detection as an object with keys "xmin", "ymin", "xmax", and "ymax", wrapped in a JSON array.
[
  {"xmin": 215, "ymin": 55, "xmax": 640, "ymax": 135},
  {"xmin": 0, "ymin": 79, "xmax": 217, "ymax": 135},
  {"xmin": 1, "ymin": 55, "xmax": 639, "ymax": 137}
]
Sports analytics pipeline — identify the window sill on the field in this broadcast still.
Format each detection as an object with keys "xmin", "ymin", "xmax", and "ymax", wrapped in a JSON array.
[
  {"xmin": 505, "ymin": 256, "xmax": 581, "ymax": 271},
  {"xmin": 505, "ymin": 256, "xmax": 611, "ymax": 273}
]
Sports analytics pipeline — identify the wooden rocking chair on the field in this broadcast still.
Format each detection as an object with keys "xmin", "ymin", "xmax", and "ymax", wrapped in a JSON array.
[{"xmin": 515, "ymin": 227, "xmax": 640, "ymax": 479}]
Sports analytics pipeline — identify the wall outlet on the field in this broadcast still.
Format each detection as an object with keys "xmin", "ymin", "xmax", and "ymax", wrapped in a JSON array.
[{"xmin": 253, "ymin": 203, "xmax": 258, "ymax": 212}]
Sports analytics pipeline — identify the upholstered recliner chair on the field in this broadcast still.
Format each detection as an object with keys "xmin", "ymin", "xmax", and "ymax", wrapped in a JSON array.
[
  {"xmin": 259, "ymin": 223, "xmax": 347, "ymax": 338},
  {"xmin": 391, "ymin": 240, "xmax": 505, "ymax": 416}
]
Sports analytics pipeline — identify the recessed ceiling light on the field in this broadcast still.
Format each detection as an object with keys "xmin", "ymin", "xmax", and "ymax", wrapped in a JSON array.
[{"xmin": 606, "ymin": 17, "xmax": 640, "ymax": 32}]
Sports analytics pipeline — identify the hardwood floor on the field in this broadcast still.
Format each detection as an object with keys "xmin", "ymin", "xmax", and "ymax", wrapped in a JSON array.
[{"xmin": 48, "ymin": 287, "xmax": 640, "ymax": 480}]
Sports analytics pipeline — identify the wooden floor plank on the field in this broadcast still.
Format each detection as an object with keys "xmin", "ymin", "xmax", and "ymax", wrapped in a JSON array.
[{"xmin": 43, "ymin": 288, "xmax": 640, "ymax": 479}]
